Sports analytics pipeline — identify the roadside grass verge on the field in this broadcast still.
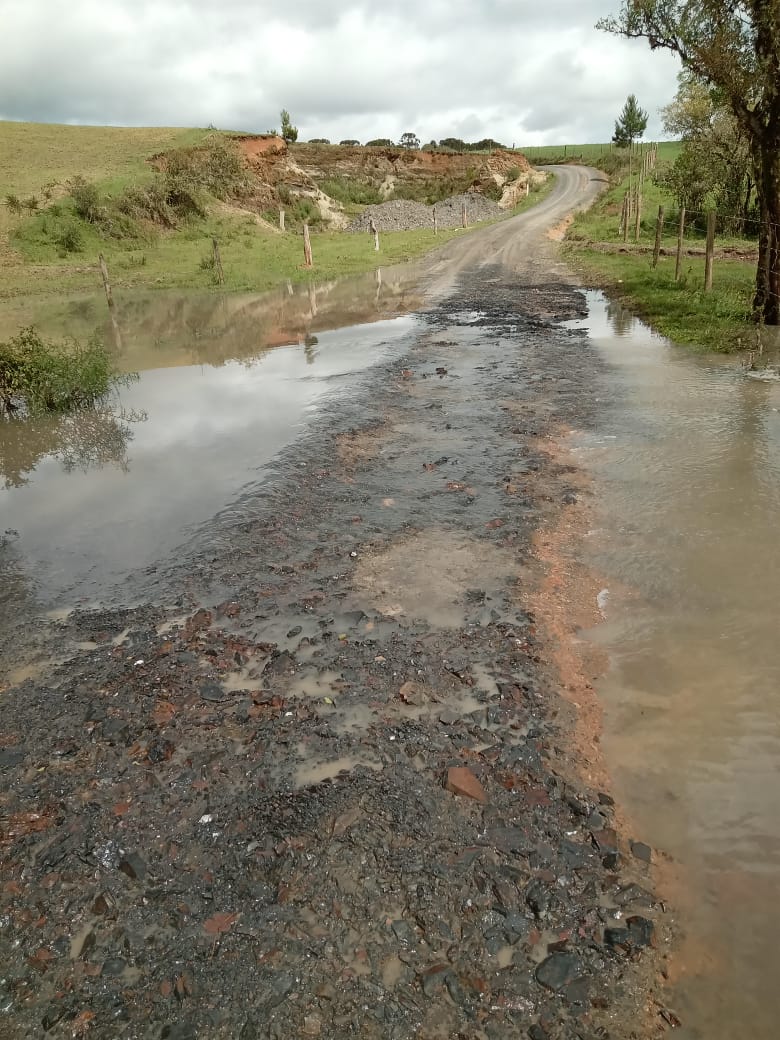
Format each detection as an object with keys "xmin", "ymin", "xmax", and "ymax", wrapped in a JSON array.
[{"xmin": 547, "ymin": 141, "xmax": 759, "ymax": 352}]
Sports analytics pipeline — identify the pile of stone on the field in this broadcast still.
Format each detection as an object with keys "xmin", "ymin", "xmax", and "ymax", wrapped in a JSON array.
[{"xmin": 348, "ymin": 192, "xmax": 504, "ymax": 232}]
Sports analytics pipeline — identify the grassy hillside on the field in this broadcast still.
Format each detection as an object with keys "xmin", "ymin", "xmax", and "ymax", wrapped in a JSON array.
[
  {"xmin": 0, "ymin": 121, "xmax": 210, "ymax": 198},
  {"xmin": 519, "ymin": 141, "xmax": 682, "ymax": 166},
  {"xmin": 0, "ymin": 121, "xmax": 544, "ymax": 302}
]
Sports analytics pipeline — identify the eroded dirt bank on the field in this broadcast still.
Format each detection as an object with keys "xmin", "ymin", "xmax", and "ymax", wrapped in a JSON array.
[{"xmin": 0, "ymin": 171, "xmax": 668, "ymax": 1039}]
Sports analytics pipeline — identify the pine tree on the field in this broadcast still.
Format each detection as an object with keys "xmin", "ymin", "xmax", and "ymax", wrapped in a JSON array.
[
  {"xmin": 612, "ymin": 94, "xmax": 648, "ymax": 148},
  {"xmin": 280, "ymin": 110, "xmax": 298, "ymax": 145}
]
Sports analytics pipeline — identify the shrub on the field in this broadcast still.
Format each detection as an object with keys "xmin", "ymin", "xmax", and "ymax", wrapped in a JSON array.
[
  {"xmin": 506, "ymin": 165, "xmax": 521, "ymax": 181},
  {"xmin": 366, "ymin": 138, "xmax": 394, "ymax": 147},
  {"xmin": 320, "ymin": 177, "xmax": 383, "ymax": 205},
  {"xmin": 5, "ymin": 194, "xmax": 22, "ymax": 214},
  {"xmin": 0, "ymin": 327, "xmax": 134, "ymax": 415},
  {"xmin": 52, "ymin": 223, "xmax": 83, "ymax": 253},
  {"xmin": 309, "ymin": 138, "xmax": 331, "ymax": 145},
  {"xmin": 339, "ymin": 139, "xmax": 361, "ymax": 146},
  {"xmin": 68, "ymin": 177, "xmax": 102, "ymax": 222},
  {"xmin": 23, "ymin": 196, "xmax": 39, "ymax": 213}
]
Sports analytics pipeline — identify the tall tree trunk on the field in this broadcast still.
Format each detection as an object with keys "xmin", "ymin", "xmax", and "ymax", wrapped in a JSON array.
[{"xmin": 753, "ymin": 142, "xmax": 780, "ymax": 325}]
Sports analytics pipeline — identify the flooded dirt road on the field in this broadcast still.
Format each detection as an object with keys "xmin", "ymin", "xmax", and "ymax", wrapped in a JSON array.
[
  {"xmin": 567, "ymin": 296, "xmax": 780, "ymax": 1040},
  {"xmin": 0, "ymin": 169, "xmax": 670, "ymax": 1040}
]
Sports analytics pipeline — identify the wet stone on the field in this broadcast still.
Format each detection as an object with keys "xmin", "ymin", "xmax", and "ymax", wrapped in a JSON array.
[
  {"xmin": 102, "ymin": 957, "xmax": 127, "ymax": 976},
  {"xmin": 160, "ymin": 1024, "xmax": 196, "ymax": 1040},
  {"xmin": 446, "ymin": 765, "xmax": 487, "ymax": 803},
  {"xmin": 118, "ymin": 852, "xmax": 148, "ymax": 881},
  {"xmin": 535, "ymin": 952, "xmax": 583, "ymax": 992},
  {"xmin": 199, "ymin": 681, "xmax": 226, "ymax": 703},
  {"xmin": 631, "ymin": 841, "xmax": 652, "ymax": 863}
]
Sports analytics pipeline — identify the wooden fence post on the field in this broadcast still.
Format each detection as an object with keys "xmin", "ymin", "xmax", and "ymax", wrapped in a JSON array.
[
  {"xmin": 634, "ymin": 188, "xmax": 642, "ymax": 242},
  {"xmin": 303, "ymin": 223, "xmax": 313, "ymax": 267},
  {"xmin": 279, "ymin": 209, "xmax": 285, "ymax": 231},
  {"xmin": 461, "ymin": 201, "xmax": 468, "ymax": 228},
  {"xmin": 675, "ymin": 206, "xmax": 686, "ymax": 282},
  {"xmin": 623, "ymin": 193, "xmax": 630, "ymax": 244},
  {"xmin": 98, "ymin": 254, "xmax": 114, "ymax": 309},
  {"xmin": 211, "ymin": 238, "xmax": 224, "ymax": 285},
  {"xmin": 652, "ymin": 205, "xmax": 665, "ymax": 268},
  {"xmin": 369, "ymin": 218, "xmax": 380, "ymax": 252},
  {"xmin": 704, "ymin": 211, "xmax": 716, "ymax": 291},
  {"xmin": 433, "ymin": 207, "xmax": 438, "ymax": 234},
  {"xmin": 98, "ymin": 253, "xmax": 123, "ymax": 350}
]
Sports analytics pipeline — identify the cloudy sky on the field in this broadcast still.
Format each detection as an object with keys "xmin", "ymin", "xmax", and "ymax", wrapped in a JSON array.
[{"xmin": 0, "ymin": 0, "xmax": 680, "ymax": 145}]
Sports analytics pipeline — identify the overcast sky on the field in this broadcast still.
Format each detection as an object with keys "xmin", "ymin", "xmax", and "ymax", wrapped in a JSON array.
[{"xmin": 0, "ymin": 0, "xmax": 680, "ymax": 145}]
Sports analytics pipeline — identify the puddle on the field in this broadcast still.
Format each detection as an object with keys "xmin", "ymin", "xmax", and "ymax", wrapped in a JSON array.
[
  {"xmin": 0, "ymin": 275, "xmax": 422, "ymax": 610},
  {"xmin": 574, "ymin": 292, "xmax": 780, "ymax": 1039},
  {"xmin": 353, "ymin": 529, "xmax": 513, "ymax": 628},
  {"xmin": 294, "ymin": 753, "xmax": 382, "ymax": 788}
]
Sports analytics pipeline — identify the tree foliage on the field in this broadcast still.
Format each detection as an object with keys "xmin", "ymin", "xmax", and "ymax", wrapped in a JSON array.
[
  {"xmin": 660, "ymin": 72, "xmax": 754, "ymax": 233},
  {"xmin": 399, "ymin": 132, "xmax": 420, "ymax": 150},
  {"xmin": 280, "ymin": 109, "xmax": 298, "ymax": 144},
  {"xmin": 598, "ymin": 1, "xmax": 780, "ymax": 324},
  {"xmin": 366, "ymin": 138, "xmax": 394, "ymax": 147},
  {"xmin": 612, "ymin": 94, "xmax": 648, "ymax": 147}
]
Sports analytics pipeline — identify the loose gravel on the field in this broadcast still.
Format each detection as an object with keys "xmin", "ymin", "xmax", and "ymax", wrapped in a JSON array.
[{"xmin": 349, "ymin": 192, "xmax": 504, "ymax": 232}]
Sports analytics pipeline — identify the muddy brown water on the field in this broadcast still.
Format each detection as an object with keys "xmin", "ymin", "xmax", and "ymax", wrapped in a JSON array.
[
  {"xmin": 571, "ymin": 293, "xmax": 780, "ymax": 1039},
  {"xmin": 0, "ymin": 272, "xmax": 421, "ymax": 606}
]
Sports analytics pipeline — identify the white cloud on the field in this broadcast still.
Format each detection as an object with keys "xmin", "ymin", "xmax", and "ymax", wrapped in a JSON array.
[{"xmin": 0, "ymin": 0, "xmax": 680, "ymax": 143}]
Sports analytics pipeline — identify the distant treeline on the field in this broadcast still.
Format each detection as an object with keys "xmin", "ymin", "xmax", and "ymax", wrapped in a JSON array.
[{"xmin": 305, "ymin": 137, "xmax": 509, "ymax": 152}]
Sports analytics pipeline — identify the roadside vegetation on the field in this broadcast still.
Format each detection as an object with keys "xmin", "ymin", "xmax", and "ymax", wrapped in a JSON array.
[
  {"xmin": 563, "ymin": 142, "xmax": 757, "ymax": 352},
  {"xmin": 548, "ymin": 61, "xmax": 766, "ymax": 354},
  {"xmin": 0, "ymin": 327, "xmax": 134, "ymax": 415}
]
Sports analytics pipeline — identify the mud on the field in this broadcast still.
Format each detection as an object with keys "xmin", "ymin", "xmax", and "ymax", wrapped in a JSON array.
[{"xmin": 0, "ymin": 170, "xmax": 665, "ymax": 1039}]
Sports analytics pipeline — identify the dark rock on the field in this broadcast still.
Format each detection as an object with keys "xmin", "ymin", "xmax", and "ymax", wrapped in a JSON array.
[
  {"xmin": 525, "ymin": 880, "xmax": 551, "ymax": 916},
  {"xmin": 529, "ymin": 1026, "xmax": 550, "ymax": 1040},
  {"xmin": 102, "ymin": 718, "xmax": 131, "ymax": 744},
  {"xmin": 598, "ymin": 792, "xmax": 615, "ymax": 806},
  {"xmin": 630, "ymin": 841, "xmax": 652, "ymax": 863},
  {"xmin": 564, "ymin": 975, "xmax": 590, "ymax": 1006},
  {"xmin": 258, "ymin": 972, "xmax": 295, "ymax": 1008},
  {"xmin": 535, "ymin": 952, "xmax": 583, "ymax": 992},
  {"xmin": 199, "ymin": 681, "xmax": 225, "ymax": 703},
  {"xmin": 42, "ymin": 1004, "xmax": 67, "ymax": 1031},
  {"xmin": 614, "ymin": 883, "xmax": 655, "ymax": 908},
  {"xmin": 0, "ymin": 748, "xmax": 26, "ymax": 769},
  {"xmin": 627, "ymin": 916, "xmax": 655, "ymax": 947},
  {"xmin": 102, "ymin": 957, "xmax": 127, "ymax": 976},
  {"xmin": 605, "ymin": 927, "xmax": 630, "ymax": 948},
  {"xmin": 160, "ymin": 1024, "xmax": 196, "ymax": 1040},
  {"xmin": 118, "ymin": 852, "xmax": 148, "ymax": 881}
]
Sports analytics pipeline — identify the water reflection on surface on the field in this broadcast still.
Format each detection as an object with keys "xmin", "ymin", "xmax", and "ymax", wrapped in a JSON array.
[
  {"xmin": 0, "ymin": 271, "xmax": 420, "ymax": 606},
  {"xmin": 573, "ymin": 293, "xmax": 780, "ymax": 1040}
]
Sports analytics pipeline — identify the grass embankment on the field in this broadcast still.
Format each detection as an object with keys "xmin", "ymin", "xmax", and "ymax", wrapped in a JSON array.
[
  {"xmin": 0, "ymin": 121, "xmax": 549, "ymax": 302},
  {"xmin": 550, "ymin": 141, "xmax": 758, "ymax": 352}
]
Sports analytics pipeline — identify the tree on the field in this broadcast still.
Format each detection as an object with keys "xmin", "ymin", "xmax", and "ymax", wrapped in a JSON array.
[
  {"xmin": 399, "ymin": 132, "xmax": 420, "ymax": 150},
  {"xmin": 366, "ymin": 138, "xmax": 394, "ymax": 147},
  {"xmin": 612, "ymin": 94, "xmax": 648, "ymax": 147},
  {"xmin": 598, "ymin": 1, "xmax": 780, "ymax": 325},
  {"xmin": 339, "ymin": 139, "xmax": 361, "ymax": 146},
  {"xmin": 279, "ymin": 109, "xmax": 298, "ymax": 144},
  {"xmin": 660, "ymin": 72, "xmax": 755, "ymax": 234}
]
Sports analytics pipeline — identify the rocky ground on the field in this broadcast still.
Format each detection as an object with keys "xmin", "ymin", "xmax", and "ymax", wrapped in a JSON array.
[
  {"xmin": 0, "ymin": 172, "xmax": 669, "ymax": 1040},
  {"xmin": 348, "ymin": 194, "xmax": 504, "ymax": 233}
]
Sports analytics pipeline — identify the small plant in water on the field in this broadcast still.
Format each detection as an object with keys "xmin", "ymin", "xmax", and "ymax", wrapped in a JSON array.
[{"xmin": 0, "ymin": 327, "xmax": 136, "ymax": 416}]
